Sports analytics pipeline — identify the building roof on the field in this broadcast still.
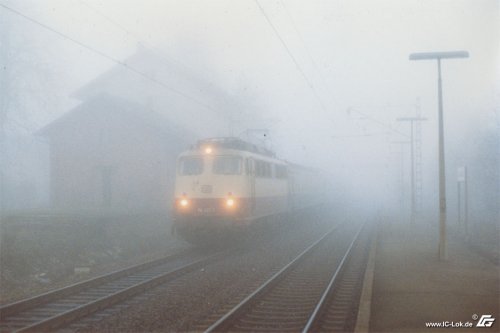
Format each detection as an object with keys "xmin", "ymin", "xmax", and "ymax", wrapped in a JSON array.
[
  {"xmin": 70, "ymin": 46, "xmax": 258, "ymax": 137},
  {"xmin": 38, "ymin": 93, "xmax": 193, "ymax": 142}
]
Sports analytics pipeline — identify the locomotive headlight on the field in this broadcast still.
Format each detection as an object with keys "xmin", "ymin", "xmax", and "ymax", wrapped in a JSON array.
[
  {"xmin": 224, "ymin": 192, "xmax": 236, "ymax": 209},
  {"xmin": 204, "ymin": 146, "xmax": 213, "ymax": 154},
  {"xmin": 179, "ymin": 198, "xmax": 189, "ymax": 207}
]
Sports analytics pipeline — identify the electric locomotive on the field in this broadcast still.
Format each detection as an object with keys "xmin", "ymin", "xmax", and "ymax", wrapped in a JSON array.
[{"xmin": 172, "ymin": 137, "xmax": 324, "ymax": 243}]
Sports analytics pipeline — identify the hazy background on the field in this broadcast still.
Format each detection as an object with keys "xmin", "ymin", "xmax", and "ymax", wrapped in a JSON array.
[{"xmin": 1, "ymin": 0, "xmax": 498, "ymax": 222}]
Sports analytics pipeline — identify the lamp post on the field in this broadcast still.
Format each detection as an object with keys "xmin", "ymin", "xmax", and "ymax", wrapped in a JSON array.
[{"xmin": 409, "ymin": 50, "xmax": 469, "ymax": 260}]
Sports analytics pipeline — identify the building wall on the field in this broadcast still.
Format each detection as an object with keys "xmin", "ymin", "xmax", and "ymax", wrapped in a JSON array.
[{"xmin": 48, "ymin": 105, "xmax": 184, "ymax": 212}]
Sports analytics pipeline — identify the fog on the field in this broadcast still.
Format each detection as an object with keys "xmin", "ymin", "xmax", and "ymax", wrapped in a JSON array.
[
  {"xmin": 1, "ymin": 2, "xmax": 498, "ymax": 243},
  {"xmin": 0, "ymin": 1, "xmax": 499, "ymax": 329}
]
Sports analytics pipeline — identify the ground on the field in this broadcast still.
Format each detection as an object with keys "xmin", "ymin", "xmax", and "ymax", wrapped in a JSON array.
[
  {"xmin": 370, "ymin": 218, "xmax": 499, "ymax": 333},
  {"xmin": 0, "ymin": 211, "xmax": 188, "ymax": 304}
]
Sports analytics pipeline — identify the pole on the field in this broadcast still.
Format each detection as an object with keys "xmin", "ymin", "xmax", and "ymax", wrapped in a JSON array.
[
  {"xmin": 464, "ymin": 166, "xmax": 469, "ymax": 240},
  {"xmin": 409, "ymin": 50, "xmax": 469, "ymax": 261},
  {"xmin": 395, "ymin": 119, "xmax": 425, "ymax": 226},
  {"xmin": 391, "ymin": 141, "xmax": 410, "ymax": 220},
  {"xmin": 0, "ymin": 13, "xmax": 10, "ymax": 218},
  {"xmin": 457, "ymin": 181, "xmax": 461, "ymax": 228},
  {"xmin": 437, "ymin": 58, "xmax": 447, "ymax": 260},
  {"xmin": 410, "ymin": 121, "xmax": 415, "ymax": 225},
  {"xmin": 401, "ymin": 150, "xmax": 405, "ymax": 214},
  {"xmin": 414, "ymin": 98, "xmax": 424, "ymax": 215}
]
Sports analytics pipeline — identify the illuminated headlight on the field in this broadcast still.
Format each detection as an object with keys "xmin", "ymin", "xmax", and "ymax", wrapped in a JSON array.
[
  {"xmin": 226, "ymin": 198, "xmax": 235, "ymax": 207},
  {"xmin": 179, "ymin": 198, "xmax": 189, "ymax": 207},
  {"xmin": 204, "ymin": 146, "xmax": 213, "ymax": 154}
]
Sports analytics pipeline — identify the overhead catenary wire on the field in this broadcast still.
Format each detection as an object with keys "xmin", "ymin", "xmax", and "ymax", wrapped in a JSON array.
[
  {"xmin": 78, "ymin": 0, "xmax": 262, "ymax": 137},
  {"xmin": 254, "ymin": 0, "xmax": 329, "ymax": 114},
  {"xmin": 331, "ymin": 132, "xmax": 389, "ymax": 139},
  {"xmin": 277, "ymin": 2, "xmax": 412, "ymax": 140},
  {"xmin": 0, "ymin": 2, "xmax": 218, "ymax": 114},
  {"xmin": 348, "ymin": 107, "xmax": 409, "ymax": 138},
  {"xmin": 269, "ymin": 0, "xmax": 403, "ymax": 143},
  {"xmin": 279, "ymin": 0, "xmax": 336, "ymax": 107},
  {"xmin": 77, "ymin": 0, "xmax": 133, "ymax": 38}
]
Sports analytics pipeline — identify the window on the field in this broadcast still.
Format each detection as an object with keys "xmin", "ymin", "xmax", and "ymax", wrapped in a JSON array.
[
  {"xmin": 276, "ymin": 165, "xmax": 288, "ymax": 179},
  {"xmin": 265, "ymin": 162, "xmax": 271, "ymax": 177},
  {"xmin": 255, "ymin": 160, "xmax": 272, "ymax": 178},
  {"xmin": 246, "ymin": 158, "xmax": 254, "ymax": 175},
  {"xmin": 179, "ymin": 157, "xmax": 203, "ymax": 175},
  {"xmin": 213, "ymin": 156, "xmax": 242, "ymax": 175},
  {"xmin": 257, "ymin": 160, "xmax": 264, "ymax": 177}
]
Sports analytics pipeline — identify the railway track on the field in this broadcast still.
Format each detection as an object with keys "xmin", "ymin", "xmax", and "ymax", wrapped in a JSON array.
[
  {"xmin": 0, "ymin": 249, "xmax": 220, "ymax": 332},
  {"xmin": 203, "ymin": 222, "xmax": 372, "ymax": 333}
]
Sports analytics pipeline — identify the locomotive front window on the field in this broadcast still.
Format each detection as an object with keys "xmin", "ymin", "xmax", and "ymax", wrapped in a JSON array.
[
  {"xmin": 179, "ymin": 157, "xmax": 203, "ymax": 175},
  {"xmin": 213, "ymin": 156, "xmax": 242, "ymax": 175}
]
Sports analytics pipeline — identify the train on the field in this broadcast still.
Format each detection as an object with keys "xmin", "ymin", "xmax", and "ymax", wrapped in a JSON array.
[{"xmin": 172, "ymin": 137, "xmax": 328, "ymax": 243}]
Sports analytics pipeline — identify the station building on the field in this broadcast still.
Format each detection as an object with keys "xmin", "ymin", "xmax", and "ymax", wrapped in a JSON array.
[{"xmin": 38, "ymin": 46, "xmax": 258, "ymax": 213}]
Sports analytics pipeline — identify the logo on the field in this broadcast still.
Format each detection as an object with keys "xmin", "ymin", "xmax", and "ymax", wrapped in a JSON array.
[{"xmin": 476, "ymin": 314, "xmax": 495, "ymax": 328}]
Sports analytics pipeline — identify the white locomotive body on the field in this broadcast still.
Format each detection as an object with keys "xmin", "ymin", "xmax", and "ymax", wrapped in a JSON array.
[{"xmin": 172, "ymin": 138, "xmax": 324, "ymax": 243}]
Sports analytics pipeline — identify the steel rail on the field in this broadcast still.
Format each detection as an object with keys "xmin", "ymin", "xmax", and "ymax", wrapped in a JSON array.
[
  {"xmin": 302, "ymin": 223, "xmax": 364, "ymax": 332},
  {"xmin": 204, "ymin": 223, "xmax": 340, "ymax": 333},
  {"xmin": 0, "ymin": 250, "xmax": 220, "ymax": 332},
  {"xmin": 18, "ymin": 256, "xmax": 213, "ymax": 332},
  {"xmin": 0, "ymin": 250, "xmax": 192, "ymax": 317}
]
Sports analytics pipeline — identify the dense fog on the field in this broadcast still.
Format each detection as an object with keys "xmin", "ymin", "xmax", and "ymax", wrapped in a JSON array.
[{"xmin": 0, "ymin": 1, "xmax": 498, "ymax": 242}]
